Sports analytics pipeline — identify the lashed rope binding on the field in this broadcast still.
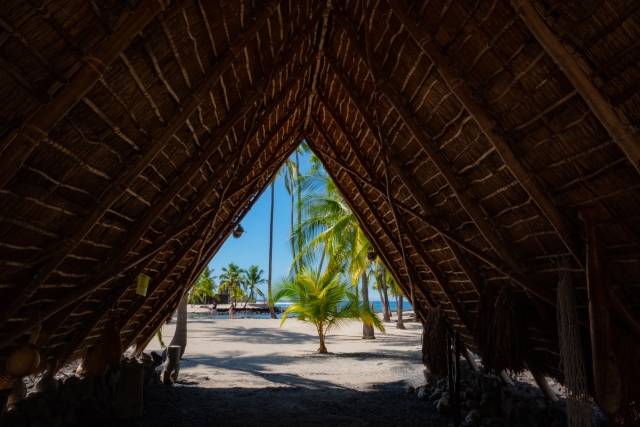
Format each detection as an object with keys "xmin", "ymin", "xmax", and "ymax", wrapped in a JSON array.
[{"xmin": 556, "ymin": 256, "xmax": 594, "ymax": 427}]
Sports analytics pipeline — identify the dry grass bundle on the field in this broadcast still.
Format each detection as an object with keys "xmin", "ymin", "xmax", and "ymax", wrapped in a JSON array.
[
  {"xmin": 614, "ymin": 329, "xmax": 640, "ymax": 425},
  {"xmin": 557, "ymin": 263, "xmax": 594, "ymax": 427},
  {"xmin": 422, "ymin": 305, "xmax": 448, "ymax": 377},
  {"xmin": 474, "ymin": 287, "xmax": 497, "ymax": 365},
  {"xmin": 485, "ymin": 285, "xmax": 529, "ymax": 375}
]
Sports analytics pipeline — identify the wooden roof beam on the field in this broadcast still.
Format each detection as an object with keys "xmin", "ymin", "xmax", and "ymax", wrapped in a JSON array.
[
  {"xmin": 386, "ymin": 0, "xmax": 584, "ymax": 269},
  {"xmin": 309, "ymin": 121, "xmax": 438, "ymax": 310},
  {"xmin": 329, "ymin": 13, "xmax": 564, "ymax": 327},
  {"xmin": 123, "ymin": 132, "xmax": 305, "ymax": 350},
  {"xmin": 302, "ymin": 1, "xmax": 332, "ymax": 132},
  {"xmin": 59, "ymin": 128, "xmax": 304, "ymax": 364},
  {"xmin": 511, "ymin": 0, "xmax": 640, "ymax": 175},
  {"xmin": 0, "ymin": 0, "xmax": 283, "ymax": 331},
  {"xmin": 385, "ymin": 0, "xmax": 640, "ymax": 341},
  {"xmin": 315, "ymin": 98, "xmax": 471, "ymax": 330},
  {"xmin": 0, "ymin": 0, "xmax": 166, "ymax": 189}
]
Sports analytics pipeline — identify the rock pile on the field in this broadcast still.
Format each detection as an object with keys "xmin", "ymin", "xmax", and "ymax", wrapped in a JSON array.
[
  {"xmin": 410, "ymin": 361, "xmax": 604, "ymax": 427},
  {"xmin": 1, "ymin": 353, "xmax": 162, "ymax": 427}
]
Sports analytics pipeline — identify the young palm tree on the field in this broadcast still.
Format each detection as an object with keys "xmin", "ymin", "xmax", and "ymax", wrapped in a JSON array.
[
  {"xmin": 292, "ymin": 162, "xmax": 377, "ymax": 339},
  {"xmin": 242, "ymin": 265, "xmax": 266, "ymax": 308},
  {"xmin": 219, "ymin": 263, "xmax": 246, "ymax": 305},
  {"xmin": 188, "ymin": 266, "xmax": 217, "ymax": 306},
  {"xmin": 274, "ymin": 265, "xmax": 384, "ymax": 353},
  {"xmin": 387, "ymin": 271, "xmax": 407, "ymax": 329}
]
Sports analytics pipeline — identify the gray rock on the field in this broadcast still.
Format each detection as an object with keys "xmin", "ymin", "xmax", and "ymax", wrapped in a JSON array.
[
  {"xmin": 63, "ymin": 400, "xmax": 82, "ymax": 425},
  {"xmin": 437, "ymin": 397, "xmax": 451, "ymax": 415},
  {"xmin": 491, "ymin": 416, "xmax": 508, "ymax": 425},
  {"xmin": 465, "ymin": 410, "xmax": 482, "ymax": 424},
  {"xmin": 527, "ymin": 396, "xmax": 547, "ymax": 417},
  {"xmin": 480, "ymin": 417, "xmax": 492, "ymax": 427},
  {"xmin": 513, "ymin": 401, "xmax": 529, "ymax": 421},
  {"xmin": 417, "ymin": 387, "xmax": 426, "ymax": 400},
  {"xmin": 481, "ymin": 376, "xmax": 500, "ymax": 393},
  {"xmin": 78, "ymin": 376, "xmax": 93, "ymax": 400},
  {"xmin": 429, "ymin": 391, "xmax": 442, "ymax": 402},
  {"xmin": 405, "ymin": 385, "xmax": 415, "ymax": 394},
  {"xmin": 501, "ymin": 397, "xmax": 513, "ymax": 418},
  {"xmin": 0, "ymin": 410, "xmax": 26, "ymax": 427},
  {"xmin": 480, "ymin": 399, "xmax": 501, "ymax": 417},
  {"xmin": 467, "ymin": 399, "xmax": 480, "ymax": 410}
]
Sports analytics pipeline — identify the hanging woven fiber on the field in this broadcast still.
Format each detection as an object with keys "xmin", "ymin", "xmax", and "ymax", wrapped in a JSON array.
[
  {"xmin": 422, "ymin": 305, "xmax": 448, "ymax": 377},
  {"xmin": 474, "ymin": 287, "xmax": 496, "ymax": 367},
  {"xmin": 487, "ymin": 284, "xmax": 528, "ymax": 374},
  {"xmin": 557, "ymin": 258, "xmax": 595, "ymax": 427},
  {"xmin": 613, "ymin": 328, "xmax": 640, "ymax": 426}
]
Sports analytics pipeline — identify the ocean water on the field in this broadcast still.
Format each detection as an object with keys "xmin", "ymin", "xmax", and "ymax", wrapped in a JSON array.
[{"xmin": 189, "ymin": 301, "xmax": 412, "ymax": 320}]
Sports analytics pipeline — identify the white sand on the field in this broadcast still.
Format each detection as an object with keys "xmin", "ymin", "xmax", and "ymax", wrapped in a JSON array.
[{"xmin": 146, "ymin": 315, "xmax": 426, "ymax": 391}]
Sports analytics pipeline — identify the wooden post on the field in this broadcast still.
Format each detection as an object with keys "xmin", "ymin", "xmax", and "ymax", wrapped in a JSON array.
[
  {"xmin": 162, "ymin": 346, "xmax": 181, "ymax": 384},
  {"xmin": 579, "ymin": 206, "xmax": 622, "ymax": 415},
  {"xmin": 0, "ymin": 0, "xmax": 166, "ymax": 189},
  {"xmin": 114, "ymin": 358, "xmax": 144, "ymax": 419},
  {"xmin": 511, "ymin": 0, "xmax": 640, "ymax": 175},
  {"xmin": 454, "ymin": 333, "xmax": 462, "ymax": 427}
]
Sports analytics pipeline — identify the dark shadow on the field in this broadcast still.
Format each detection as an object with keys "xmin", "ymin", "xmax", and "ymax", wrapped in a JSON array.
[{"xmin": 120, "ymin": 379, "xmax": 451, "ymax": 427}]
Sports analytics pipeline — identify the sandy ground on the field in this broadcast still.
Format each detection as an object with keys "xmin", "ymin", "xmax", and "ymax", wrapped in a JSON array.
[{"xmin": 129, "ymin": 315, "xmax": 450, "ymax": 427}]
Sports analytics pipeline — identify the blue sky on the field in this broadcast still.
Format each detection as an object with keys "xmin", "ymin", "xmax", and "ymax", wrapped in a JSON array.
[{"xmin": 207, "ymin": 148, "xmax": 382, "ymax": 300}]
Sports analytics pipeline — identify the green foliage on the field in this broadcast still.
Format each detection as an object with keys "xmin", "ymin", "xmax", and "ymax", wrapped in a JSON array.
[
  {"xmin": 219, "ymin": 263, "xmax": 246, "ymax": 304},
  {"xmin": 242, "ymin": 265, "xmax": 266, "ymax": 306},
  {"xmin": 156, "ymin": 328, "xmax": 166, "ymax": 349},
  {"xmin": 274, "ymin": 264, "xmax": 384, "ymax": 353},
  {"xmin": 189, "ymin": 266, "xmax": 217, "ymax": 306}
]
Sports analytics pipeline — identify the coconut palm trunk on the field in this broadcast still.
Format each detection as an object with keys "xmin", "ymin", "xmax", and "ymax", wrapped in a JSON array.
[
  {"xmin": 361, "ymin": 272, "xmax": 375, "ymax": 339},
  {"xmin": 317, "ymin": 324, "xmax": 328, "ymax": 353},
  {"xmin": 268, "ymin": 181, "xmax": 277, "ymax": 319},
  {"xmin": 169, "ymin": 293, "xmax": 188, "ymax": 357},
  {"xmin": 381, "ymin": 268, "xmax": 391, "ymax": 323},
  {"xmin": 396, "ymin": 295, "xmax": 405, "ymax": 329}
]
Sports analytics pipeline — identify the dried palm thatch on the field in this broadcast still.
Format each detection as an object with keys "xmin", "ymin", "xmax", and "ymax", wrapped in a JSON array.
[
  {"xmin": 422, "ymin": 305, "xmax": 448, "ymax": 378},
  {"xmin": 0, "ymin": 0, "xmax": 638, "ymax": 417},
  {"xmin": 473, "ymin": 285, "xmax": 497, "ymax": 368},
  {"xmin": 486, "ymin": 285, "xmax": 529, "ymax": 375},
  {"xmin": 557, "ymin": 259, "xmax": 594, "ymax": 427}
]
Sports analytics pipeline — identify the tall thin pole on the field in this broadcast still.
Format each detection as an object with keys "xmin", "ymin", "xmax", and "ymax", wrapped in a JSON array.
[{"xmin": 268, "ymin": 181, "xmax": 277, "ymax": 319}]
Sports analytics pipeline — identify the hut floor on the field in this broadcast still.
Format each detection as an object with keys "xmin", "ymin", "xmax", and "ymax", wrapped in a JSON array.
[{"xmin": 126, "ymin": 315, "xmax": 451, "ymax": 426}]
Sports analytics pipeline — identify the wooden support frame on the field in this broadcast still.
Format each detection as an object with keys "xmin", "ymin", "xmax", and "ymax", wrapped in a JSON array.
[
  {"xmin": 124, "ymin": 133, "xmax": 305, "ymax": 351},
  {"xmin": 309, "ymin": 124, "xmax": 438, "ymax": 311},
  {"xmin": 380, "ymin": 0, "xmax": 640, "ymax": 342},
  {"xmin": 314, "ymin": 99, "xmax": 472, "ymax": 333},
  {"xmin": 579, "ymin": 207, "xmax": 622, "ymax": 416},
  {"xmin": 510, "ymin": 0, "xmax": 640, "ymax": 175},
  {"xmin": 0, "ymin": 0, "xmax": 166, "ymax": 189},
  {"xmin": 0, "ymin": 0, "xmax": 283, "ymax": 330}
]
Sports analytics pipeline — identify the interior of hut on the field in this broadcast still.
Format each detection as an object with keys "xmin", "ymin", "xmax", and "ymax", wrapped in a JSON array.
[{"xmin": 1, "ymin": 0, "xmax": 640, "ymax": 425}]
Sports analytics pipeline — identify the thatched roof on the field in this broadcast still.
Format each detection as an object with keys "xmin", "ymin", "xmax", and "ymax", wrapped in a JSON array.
[{"xmin": 1, "ymin": 0, "xmax": 640, "ymax": 399}]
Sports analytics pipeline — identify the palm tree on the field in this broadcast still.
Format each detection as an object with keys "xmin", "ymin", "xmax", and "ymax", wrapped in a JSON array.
[
  {"xmin": 219, "ymin": 263, "xmax": 246, "ymax": 305},
  {"xmin": 292, "ymin": 162, "xmax": 377, "ymax": 339},
  {"xmin": 242, "ymin": 265, "xmax": 266, "ymax": 308},
  {"xmin": 372, "ymin": 261, "xmax": 391, "ymax": 323},
  {"xmin": 188, "ymin": 266, "xmax": 217, "ymax": 306},
  {"xmin": 274, "ymin": 264, "xmax": 384, "ymax": 353},
  {"xmin": 387, "ymin": 271, "xmax": 406, "ymax": 329}
]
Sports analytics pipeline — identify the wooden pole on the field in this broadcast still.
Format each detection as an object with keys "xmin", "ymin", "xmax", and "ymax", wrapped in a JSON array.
[
  {"xmin": 385, "ymin": 0, "xmax": 584, "ymax": 266},
  {"xmin": 511, "ymin": 0, "xmax": 640, "ymax": 175},
  {"xmin": 454, "ymin": 333, "xmax": 462, "ymax": 427},
  {"xmin": 309, "ymin": 128, "xmax": 438, "ymax": 311},
  {"xmin": 0, "ymin": 0, "xmax": 283, "ymax": 330},
  {"xmin": 579, "ymin": 206, "xmax": 622, "ymax": 416},
  {"xmin": 0, "ymin": 0, "xmax": 166, "ymax": 189},
  {"xmin": 125, "ymin": 134, "xmax": 304, "ymax": 350}
]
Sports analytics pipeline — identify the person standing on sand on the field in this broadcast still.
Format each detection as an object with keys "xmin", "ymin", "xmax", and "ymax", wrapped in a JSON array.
[
  {"xmin": 229, "ymin": 303, "xmax": 235, "ymax": 319},
  {"xmin": 210, "ymin": 300, "xmax": 217, "ymax": 318}
]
